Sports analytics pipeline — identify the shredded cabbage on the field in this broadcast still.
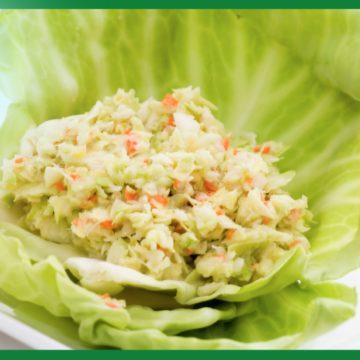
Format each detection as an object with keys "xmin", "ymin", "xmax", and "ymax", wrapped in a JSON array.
[{"xmin": 0, "ymin": 87, "xmax": 311, "ymax": 296}]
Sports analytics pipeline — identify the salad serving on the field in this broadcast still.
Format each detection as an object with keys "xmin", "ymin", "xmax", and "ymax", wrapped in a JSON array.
[
  {"xmin": 1, "ymin": 87, "xmax": 310, "ymax": 304},
  {"xmin": 0, "ymin": 10, "xmax": 359, "ymax": 349}
]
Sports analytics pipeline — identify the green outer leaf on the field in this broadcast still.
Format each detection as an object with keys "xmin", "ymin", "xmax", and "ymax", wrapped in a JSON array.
[
  {"xmin": 186, "ymin": 282, "xmax": 356, "ymax": 346},
  {"xmin": 239, "ymin": 10, "xmax": 360, "ymax": 102},
  {"xmin": 0, "ymin": 230, "xmax": 242, "ymax": 340},
  {"xmin": 80, "ymin": 326, "xmax": 298, "ymax": 350},
  {"xmin": 0, "ymin": 220, "xmax": 307, "ymax": 306},
  {"xmin": 125, "ymin": 302, "xmax": 249, "ymax": 335},
  {"xmin": 0, "ymin": 221, "xmax": 85, "ymax": 263},
  {"xmin": 0, "ymin": 217, "xmax": 355, "ymax": 349},
  {"xmin": 0, "ymin": 289, "xmax": 90, "ymax": 349},
  {"xmin": 65, "ymin": 247, "xmax": 306, "ymax": 305}
]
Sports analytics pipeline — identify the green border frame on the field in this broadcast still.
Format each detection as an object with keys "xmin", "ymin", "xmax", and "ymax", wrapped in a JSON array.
[
  {"xmin": 1, "ymin": 350, "xmax": 360, "ymax": 356},
  {"xmin": 1, "ymin": 0, "xmax": 360, "ymax": 9},
  {"xmin": 1, "ymin": 0, "xmax": 360, "ymax": 356}
]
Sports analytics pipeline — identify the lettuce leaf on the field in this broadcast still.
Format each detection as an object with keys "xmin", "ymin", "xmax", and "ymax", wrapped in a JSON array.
[
  {"xmin": 65, "ymin": 247, "xmax": 306, "ymax": 305},
  {"xmin": 0, "ymin": 228, "xmax": 355, "ymax": 349}
]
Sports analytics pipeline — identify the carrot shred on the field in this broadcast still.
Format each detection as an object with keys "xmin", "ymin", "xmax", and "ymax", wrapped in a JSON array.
[
  {"xmin": 174, "ymin": 222, "xmax": 185, "ymax": 234},
  {"xmin": 222, "ymin": 137, "xmax": 230, "ymax": 151},
  {"xmin": 233, "ymin": 148, "xmax": 238, "ymax": 155},
  {"xmin": 87, "ymin": 194, "xmax": 98, "ymax": 203},
  {"xmin": 289, "ymin": 208, "xmax": 301, "ymax": 222},
  {"xmin": 148, "ymin": 194, "xmax": 169, "ymax": 208},
  {"xmin": 100, "ymin": 293, "xmax": 119, "ymax": 309},
  {"xmin": 162, "ymin": 94, "xmax": 179, "ymax": 109},
  {"xmin": 124, "ymin": 187, "xmax": 138, "ymax": 202},
  {"xmin": 54, "ymin": 180, "xmax": 66, "ymax": 192},
  {"xmin": 262, "ymin": 146, "xmax": 271, "ymax": 154},
  {"xmin": 289, "ymin": 239, "xmax": 302, "ymax": 249},
  {"xmin": 154, "ymin": 195, "xmax": 169, "ymax": 206},
  {"xmin": 262, "ymin": 216, "xmax": 271, "ymax": 225},
  {"xmin": 70, "ymin": 173, "xmax": 80, "ymax": 181},
  {"xmin": 167, "ymin": 115, "xmax": 175, "ymax": 127},
  {"xmin": 244, "ymin": 177, "xmax": 253, "ymax": 185},
  {"xmin": 215, "ymin": 207, "xmax": 225, "ymax": 215},
  {"xmin": 226, "ymin": 229, "xmax": 236, "ymax": 239},
  {"xmin": 253, "ymin": 145, "xmax": 261, "ymax": 152},
  {"xmin": 100, "ymin": 220, "xmax": 114, "ymax": 230},
  {"xmin": 173, "ymin": 179, "xmax": 182, "ymax": 191},
  {"xmin": 105, "ymin": 300, "xmax": 119, "ymax": 309},
  {"xmin": 14, "ymin": 157, "xmax": 25, "ymax": 164},
  {"xmin": 123, "ymin": 128, "xmax": 132, "ymax": 135},
  {"xmin": 125, "ymin": 138, "xmax": 137, "ymax": 156},
  {"xmin": 204, "ymin": 180, "xmax": 217, "ymax": 193},
  {"xmin": 157, "ymin": 244, "xmax": 171, "ymax": 257},
  {"xmin": 195, "ymin": 192, "xmax": 208, "ymax": 202},
  {"xmin": 72, "ymin": 218, "xmax": 81, "ymax": 227},
  {"xmin": 184, "ymin": 248, "xmax": 193, "ymax": 256},
  {"xmin": 73, "ymin": 217, "xmax": 95, "ymax": 226},
  {"xmin": 215, "ymin": 253, "xmax": 226, "ymax": 261}
]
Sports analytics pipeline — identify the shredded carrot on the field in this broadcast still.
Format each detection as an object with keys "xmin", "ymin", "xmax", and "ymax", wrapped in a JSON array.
[
  {"xmin": 70, "ymin": 173, "xmax": 80, "ymax": 181},
  {"xmin": 54, "ymin": 180, "xmax": 66, "ymax": 192},
  {"xmin": 124, "ymin": 187, "xmax": 138, "ymax": 202},
  {"xmin": 215, "ymin": 207, "xmax": 225, "ymax": 215},
  {"xmin": 100, "ymin": 293, "xmax": 119, "ymax": 308},
  {"xmin": 73, "ymin": 217, "xmax": 95, "ymax": 226},
  {"xmin": 105, "ymin": 300, "xmax": 119, "ymax": 309},
  {"xmin": 253, "ymin": 145, "xmax": 261, "ymax": 152},
  {"xmin": 81, "ymin": 194, "xmax": 97, "ymax": 209},
  {"xmin": 244, "ymin": 176, "xmax": 253, "ymax": 185},
  {"xmin": 14, "ymin": 157, "xmax": 25, "ymax": 164},
  {"xmin": 123, "ymin": 128, "xmax": 132, "ymax": 135},
  {"xmin": 162, "ymin": 94, "xmax": 179, "ymax": 109},
  {"xmin": 233, "ymin": 148, "xmax": 238, "ymax": 155},
  {"xmin": 65, "ymin": 128, "xmax": 71, "ymax": 137},
  {"xmin": 174, "ymin": 222, "xmax": 185, "ymax": 234},
  {"xmin": 204, "ymin": 180, "xmax": 218, "ymax": 193},
  {"xmin": 125, "ymin": 138, "xmax": 137, "ymax": 156},
  {"xmin": 226, "ymin": 229, "xmax": 236, "ymax": 239},
  {"xmin": 167, "ymin": 115, "xmax": 175, "ymax": 127},
  {"xmin": 72, "ymin": 218, "xmax": 81, "ymax": 227},
  {"xmin": 184, "ymin": 248, "xmax": 193, "ymax": 256},
  {"xmin": 262, "ymin": 146, "xmax": 271, "ymax": 154},
  {"xmin": 215, "ymin": 253, "xmax": 226, "ymax": 261},
  {"xmin": 143, "ymin": 158, "xmax": 150, "ymax": 165},
  {"xmin": 100, "ymin": 220, "xmax": 114, "ymax": 230},
  {"xmin": 222, "ymin": 137, "xmax": 230, "ymax": 151},
  {"xmin": 289, "ymin": 239, "xmax": 302, "ymax": 249},
  {"xmin": 173, "ymin": 179, "xmax": 182, "ymax": 191},
  {"xmin": 157, "ymin": 244, "xmax": 171, "ymax": 257},
  {"xmin": 262, "ymin": 216, "xmax": 271, "ymax": 225},
  {"xmin": 195, "ymin": 193, "xmax": 206, "ymax": 202},
  {"xmin": 289, "ymin": 208, "xmax": 301, "ymax": 222},
  {"xmin": 155, "ymin": 195, "xmax": 169, "ymax": 206},
  {"xmin": 148, "ymin": 194, "xmax": 169, "ymax": 208},
  {"xmin": 87, "ymin": 194, "xmax": 98, "ymax": 203}
]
